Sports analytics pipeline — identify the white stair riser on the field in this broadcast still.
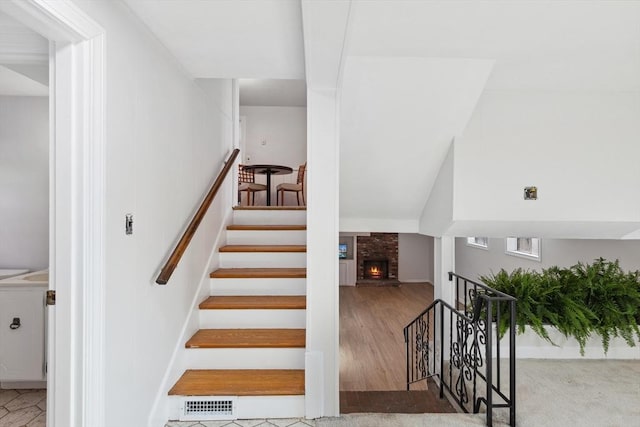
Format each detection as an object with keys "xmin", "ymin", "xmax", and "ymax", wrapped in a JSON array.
[
  {"xmin": 168, "ymin": 395, "xmax": 305, "ymax": 421},
  {"xmin": 184, "ymin": 348, "xmax": 305, "ymax": 370},
  {"xmin": 233, "ymin": 210, "xmax": 306, "ymax": 226},
  {"xmin": 210, "ymin": 278, "xmax": 306, "ymax": 296},
  {"xmin": 199, "ymin": 309, "xmax": 306, "ymax": 329},
  {"xmin": 237, "ymin": 395, "xmax": 305, "ymax": 419},
  {"xmin": 219, "ymin": 252, "xmax": 306, "ymax": 268},
  {"xmin": 227, "ymin": 230, "xmax": 306, "ymax": 245}
]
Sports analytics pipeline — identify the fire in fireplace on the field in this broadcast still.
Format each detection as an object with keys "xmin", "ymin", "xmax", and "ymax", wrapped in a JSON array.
[{"xmin": 363, "ymin": 259, "xmax": 388, "ymax": 280}]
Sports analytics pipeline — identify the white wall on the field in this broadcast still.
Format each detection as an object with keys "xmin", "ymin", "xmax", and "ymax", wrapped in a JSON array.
[
  {"xmin": 398, "ymin": 233, "xmax": 434, "ymax": 283},
  {"xmin": 239, "ymin": 106, "xmax": 306, "ymax": 167},
  {"xmin": 456, "ymin": 237, "xmax": 640, "ymax": 283},
  {"xmin": 454, "ymin": 91, "xmax": 640, "ymax": 225},
  {"xmin": 71, "ymin": 2, "xmax": 233, "ymax": 426},
  {"xmin": 419, "ymin": 142, "xmax": 454, "ymax": 236},
  {"xmin": 0, "ymin": 96, "xmax": 48, "ymax": 271}
]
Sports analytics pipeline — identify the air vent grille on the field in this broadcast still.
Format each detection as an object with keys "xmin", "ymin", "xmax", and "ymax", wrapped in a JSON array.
[{"xmin": 180, "ymin": 397, "xmax": 236, "ymax": 420}]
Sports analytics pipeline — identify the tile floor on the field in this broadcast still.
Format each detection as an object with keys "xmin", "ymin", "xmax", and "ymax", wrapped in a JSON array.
[
  {"xmin": 166, "ymin": 419, "xmax": 315, "ymax": 427},
  {"xmin": 0, "ymin": 389, "xmax": 46, "ymax": 427}
]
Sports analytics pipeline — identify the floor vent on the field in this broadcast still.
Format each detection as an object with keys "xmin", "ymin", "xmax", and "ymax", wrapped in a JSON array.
[{"xmin": 179, "ymin": 397, "xmax": 237, "ymax": 421}]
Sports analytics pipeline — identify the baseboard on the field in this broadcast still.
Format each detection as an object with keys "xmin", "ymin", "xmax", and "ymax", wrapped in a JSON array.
[
  {"xmin": 1, "ymin": 381, "xmax": 46, "ymax": 389},
  {"xmin": 147, "ymin": 206, "xmax": 233, "ymax": 427},
  {"xmin": 399, "ymin": 279, "xmax": 433, "ymax": 284}
]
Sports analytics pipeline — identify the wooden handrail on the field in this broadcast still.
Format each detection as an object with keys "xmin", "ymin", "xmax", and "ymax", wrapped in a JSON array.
[{"xmin": 156, "ymin": 148, "xmax": 240, "ymax": 285}]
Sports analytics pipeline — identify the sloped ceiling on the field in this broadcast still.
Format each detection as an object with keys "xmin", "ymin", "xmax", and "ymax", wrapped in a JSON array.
[
  {"xmin": 339, "ymin": 56, "xmax": 492, "ymax": 231},
  {"xmin": 339, "ymin": 0, "xmax": 640, "ymax": 234},
  {"xmin": 122, "ymin": 0, "xmax": 305, "ymax": 79}
]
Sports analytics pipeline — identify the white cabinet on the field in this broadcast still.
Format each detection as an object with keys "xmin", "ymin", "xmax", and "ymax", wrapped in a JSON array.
[
  {"xmin": 339, "ymin": 260, "xmax": 356, "ymax": 286},
  {"xmin": 339, "ymin": 261, "xmax": 348, "ymax": 285},
  {"xmin": 0, "ymin": 289, "xmax": 46, "ymax": 381}
]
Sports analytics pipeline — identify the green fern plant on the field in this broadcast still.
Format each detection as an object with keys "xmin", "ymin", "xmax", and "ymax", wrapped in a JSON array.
[
  {"xmin": 480, "ymin": 259, "xmax": 640, "ymax": 355},
  {"xmin": 570, "ymin": 258, "xmax": 640, "ymax": 354}
]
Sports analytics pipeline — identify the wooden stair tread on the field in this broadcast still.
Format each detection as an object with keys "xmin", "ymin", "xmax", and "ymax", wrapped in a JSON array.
[
  {"xmin": 168, "ymin": 369, "xmax": 305, "ymax": 396},
  {"xmin": 227, "ymin": 224, "xmax": 306, "ymax": 231},
  {"xmin": 233, "ymin": 206, "xmax": 306, "ymax": 211},
  {"xmin": 200, "ymin": 295, "xmax": 306, "ymax": 310},
  {"xmin": 220, "ymin": 244, "xmax": 306, "ymax": 253},
  {"xmin": 210, "ymin": 268, "xmax": 306, "ymax": 278},
  {"xmin": 186, "ymin": 329, "xmax": 305, "ymax": 348}
]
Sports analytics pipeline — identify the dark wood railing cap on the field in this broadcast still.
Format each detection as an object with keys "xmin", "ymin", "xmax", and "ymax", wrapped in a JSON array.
[{"xmin": 156, "ymin": 148, "xmax": 240, "ymax": 285}]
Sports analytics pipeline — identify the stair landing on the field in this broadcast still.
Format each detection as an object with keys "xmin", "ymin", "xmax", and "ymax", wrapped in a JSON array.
[{"xmin": 340, "ymin": 389, "xmax": 457, "ymax": 414}]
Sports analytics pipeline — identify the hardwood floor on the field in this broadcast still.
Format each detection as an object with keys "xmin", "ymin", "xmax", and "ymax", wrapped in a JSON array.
[{"xmin": 339, "ymin": 283, "xmax": 434, "ymax": 391}]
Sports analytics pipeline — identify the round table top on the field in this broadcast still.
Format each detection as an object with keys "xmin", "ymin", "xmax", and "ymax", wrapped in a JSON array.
[{"xmin": 242, "ymin": 164, "xmax": 293, "ymax": 175}]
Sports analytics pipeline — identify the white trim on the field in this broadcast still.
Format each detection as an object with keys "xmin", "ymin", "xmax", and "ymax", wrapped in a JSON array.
[
  {"xmin": 339, "ymin": 217, "xmax": 420, "ymax": 233},
  {"xmin": 232, "ymin": 80, "xmax": 241, "ymax": 204},
  {"xmin": 400, "ymin": 279, "xmax": 433, "ymax": 283},
  {"xmin": 0, "ymin": 0, "xmax": 102, "ymax": 42},
  {"xmin": 79, "ymin": 33, "xmax": 106, "ymax": 427},
  {"xmin": 0, "ymin": 2, "xmax": 106, "ymax": 427}
]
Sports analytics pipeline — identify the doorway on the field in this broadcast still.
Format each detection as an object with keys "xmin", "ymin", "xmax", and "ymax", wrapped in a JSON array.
[
  {"xmin": 0, "ymin": 11, "xmax": 49, "ymax": 424},
  {"xmin": 0, "ymin": 2, "xmax": 105, "ymax": 426}
]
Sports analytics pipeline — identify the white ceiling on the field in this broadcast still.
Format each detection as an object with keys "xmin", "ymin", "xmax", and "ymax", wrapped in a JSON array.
[
  {"xmin": 340, "ymin": 56, "xmax": 492, "ymax": 223},
  {"xmin": 0, "ymin": 10, "xmax": 48, "ymax": 96},
  {"xmin": 123, "ymin": 0, "xmax": 305, "ymax": 79},
  {"xmin": 348, "ymin": 1, "xmax": 640, "ymax": 92},
  {"xmin": 239, "ymin": 79, "xmax": 306, "ymax": 107},
  {"xmin": 338, "ymin": 0, "xmax": 640, "ymax": 232},
  {"xmin": 0, "ymin": 65, "xmax": 48, "ymax": 96}
]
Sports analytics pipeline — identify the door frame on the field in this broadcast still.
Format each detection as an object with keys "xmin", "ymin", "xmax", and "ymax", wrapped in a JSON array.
[{"xmin": 0, "ymin": 1, "xmax": 105, "ymax": 426}]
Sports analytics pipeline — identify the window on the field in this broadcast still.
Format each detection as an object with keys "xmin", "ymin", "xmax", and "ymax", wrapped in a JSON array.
[
  {"xmin": 506, "ymin": 237, "xmax": 540, "ymax": 260},
  {"xmin": 466, "ymin": 237, "xmax": 489, "ymax": 249}
]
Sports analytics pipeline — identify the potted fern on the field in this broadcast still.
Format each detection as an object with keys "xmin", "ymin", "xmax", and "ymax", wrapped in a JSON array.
[{"xmin": 480, "ymin": 258, "xmax": 640, "ymax": 356}]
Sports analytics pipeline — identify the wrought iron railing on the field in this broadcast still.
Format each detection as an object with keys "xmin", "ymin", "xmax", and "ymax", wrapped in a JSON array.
[{"xmin": 404, "ymin": 272, "xmax": 517, "ymax": 427}]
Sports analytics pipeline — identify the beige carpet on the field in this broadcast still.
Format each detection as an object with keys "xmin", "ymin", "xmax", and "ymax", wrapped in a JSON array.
[{"xmin": 318, "ymin": 359, "xmax": 640, "ymax": 427}]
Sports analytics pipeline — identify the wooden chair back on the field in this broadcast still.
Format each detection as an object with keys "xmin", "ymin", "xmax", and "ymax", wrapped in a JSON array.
[
  {"xmin": 238, "ymin": 164, "xmax": 255, "ymax": 184},
  {"xmin": 297, "ymin": 163, "xmax": 307, "ymax": 185}
]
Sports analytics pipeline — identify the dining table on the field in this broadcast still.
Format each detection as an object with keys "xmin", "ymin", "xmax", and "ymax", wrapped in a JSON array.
[{"xmin": 242, "ymin": 164, "xmax": 293, "ymax": 206}]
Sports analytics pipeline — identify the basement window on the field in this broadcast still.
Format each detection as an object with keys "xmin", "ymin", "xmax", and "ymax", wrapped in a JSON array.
[
  {"xmin": 506, "ymin": 237, "xmax": 540, "ymax": 261},
  {"xmin": 467, "ymin": 237, "xmax": 489, "ymax": 249}
]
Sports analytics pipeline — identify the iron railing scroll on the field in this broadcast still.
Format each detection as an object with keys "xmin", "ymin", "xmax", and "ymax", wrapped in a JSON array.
[{"xmin": 404, "ymin": 272, "xmax": 517, "ymax": 427}]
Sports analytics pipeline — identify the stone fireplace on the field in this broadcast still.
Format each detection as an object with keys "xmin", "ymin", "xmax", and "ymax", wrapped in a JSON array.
[{"xmin": 357, "ymin": 233, "xmax": 398, "ymax": 282}]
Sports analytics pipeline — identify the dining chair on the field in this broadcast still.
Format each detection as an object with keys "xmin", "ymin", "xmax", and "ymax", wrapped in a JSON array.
[
  {"xmin": 277, "ymin": 162, "xmax": 306, "ymax": 206},
  {"xmin": 238, "ymin": 164, "xmax": 267, "ymax": 206}
]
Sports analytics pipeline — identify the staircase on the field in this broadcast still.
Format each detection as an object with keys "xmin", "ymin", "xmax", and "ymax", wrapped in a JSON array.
[{"xmin": 168, "ymin": 206, "xmax": 307, "ymax": 421}]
